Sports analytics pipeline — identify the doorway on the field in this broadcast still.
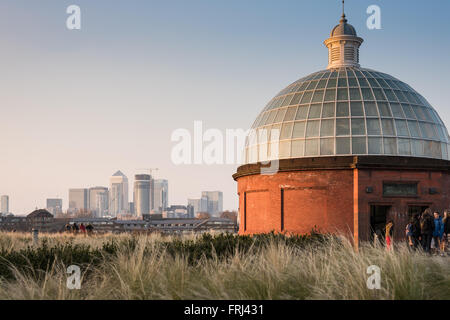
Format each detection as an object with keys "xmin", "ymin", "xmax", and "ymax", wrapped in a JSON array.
[
  {"xmin": 370, "ymin": 205, "xmax": 391, "ymax": 241},
  {"xmin": 408, "ymin": 206, "xmax": 429, "ymax": 219}
]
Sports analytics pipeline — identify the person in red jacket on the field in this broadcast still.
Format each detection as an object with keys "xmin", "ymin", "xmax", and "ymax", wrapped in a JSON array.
[
  {"xmin": 80, "ymin": 223, "xmax": 87, "ymax": 235},
  {"xmin": 385, "ymin": 220, "xmax": 394, "ymax": 251}
]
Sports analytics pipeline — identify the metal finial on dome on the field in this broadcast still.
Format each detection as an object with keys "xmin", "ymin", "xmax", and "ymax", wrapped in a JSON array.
[{"xmin": 340, "ymin": 0, "xmax": 347, "ymax": 23}]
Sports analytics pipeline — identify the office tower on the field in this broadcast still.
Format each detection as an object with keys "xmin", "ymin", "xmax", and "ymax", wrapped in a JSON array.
[
  {"xmin": 68, "ymin": 189, "xmax": 89, "ymax": 214},
  {"xmin": 1, "ymin": 195, "xmax": 9, "ymax": 214},
  {"xmin": 134, "ymin": 174, "xmax": 151, "ymax": 217},
  {"xmin": 187, "ymin": 196, "xmax": 208, "ymax": 216},
  {"xmin": 153, "ymin": 179, "xmax": 168, "ymax": 213},
  {"xmin": 89, "ymin": 187, "xmax": 109, "ymax": 217},
  {"xmin": 202, "ymin": 191, "xmax": 223, "ymax": 217},
  {"xmin": 128, "ymin": 202, "xmax": 134, "ymax": 215},
  {"xmin": 187, "ymin": 204, "xmax": 194, "ymax": 218},
  {"xmin": 46, "ymin": 198, "xmax": 63, "ymax": 215},
  {"xmin": 149, "ymin": 176, "xmax": 155, "ymax": 212},
  {"xmin": 188, "ymin": 199, "xmax": 200, "ymax": 215},
  {"xmin": 200, "ymin": 196, "xmax": 208, "ymax": 213},
  {"xmin": 109, "ymin": 171, "xmax": 129, "ymax": 217}
]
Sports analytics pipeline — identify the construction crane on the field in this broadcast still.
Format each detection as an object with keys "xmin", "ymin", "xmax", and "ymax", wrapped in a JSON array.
[{"xmin": 137, "ymin": 168, "xmax": 159, "ymax": 177}]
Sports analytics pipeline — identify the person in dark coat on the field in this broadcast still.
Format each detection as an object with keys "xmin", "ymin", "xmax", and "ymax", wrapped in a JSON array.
[
  {"xmin": 420, "ymin": 209, "xmax": 435, "ymax": 253},
  {"xmin": 86, "ymin": 224, "xmax": 94, "ymax": 235},
  {"xmin": 443, "ymin": 210, "xmax": 450, "ymax": 255},
  {"xmin": 412, "ymin": 214, "xmax": 421, "ymax": 249},
  {"xmin": 73, "ymin": 223, "xmax": 80, "ymax": 234}
]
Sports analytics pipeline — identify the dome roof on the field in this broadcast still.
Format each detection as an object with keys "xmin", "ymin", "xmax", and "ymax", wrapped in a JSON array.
[
  {"xmin": 27, "ymin": 209, "xmax": 53, "ymax": 219},
  {"xmin": 331, "ymin": 15, "xmax": 357, "ymax": 36},
  {"xmin": 244, "ymin": 67, "xmax": 450, "ymax": 164}
]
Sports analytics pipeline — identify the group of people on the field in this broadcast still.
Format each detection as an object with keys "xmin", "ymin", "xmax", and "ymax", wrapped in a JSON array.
[
  {"xmin": 404, "ymin": 209, "xmax": 450, "ymax": 256},
  {"xmin": 64, "ymin": 222, "xmax": 94, "ymax": 235}
]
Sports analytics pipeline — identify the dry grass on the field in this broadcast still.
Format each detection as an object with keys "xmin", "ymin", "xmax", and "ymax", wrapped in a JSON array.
[{"xmin": 0, "ymin": 232, "xmax": 449, "ymax": 300}]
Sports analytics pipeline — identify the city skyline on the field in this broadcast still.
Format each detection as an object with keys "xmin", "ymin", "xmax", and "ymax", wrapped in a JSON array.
[
  {"xmin": 1, "ymin": 0, "xmax": 450, "ymax": 214},
  {"xmin": 0, "ymin": 169, "xmax": 225, "ymax": 217}
]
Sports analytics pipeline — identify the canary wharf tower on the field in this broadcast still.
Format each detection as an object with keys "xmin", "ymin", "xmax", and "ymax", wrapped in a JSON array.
[{"xmin": 233, "ymin": 4, "xmax": 450, "ymax": 242}]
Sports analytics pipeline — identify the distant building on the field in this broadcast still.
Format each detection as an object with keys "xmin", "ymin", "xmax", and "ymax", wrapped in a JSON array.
[
  {"xmin": 187, "ymin": 197, "xmax": 208, "ymax": 217},
  {"xmin": 1, "ymin": 195, "xmax": 9, "ymax": 215},
  {"xmin": 187, "ymin": 204, "xmax": 194, "ymax": 218},
  {"xmin": 134, "ymin": 174, "xmax": 151, "ymax": 217},
  {"xmin": 188, "ymin": 199, "xmax": 200, "ymax": 215},
  {"xmin": 1, "ymin": 214, "xmax": 237, "ymax": 234},
  {"xmin": 196, "ymin": 212, "xmax": 211, "ymax": 219},
  {"xmin": 128, "ymin": 202, "xmax": 135, "ymax": 215},
  {"xmin": 202, "ymin": 191, "xmax": 223, "ymax": 217},
  {"xmin": 89, "ymin": 187, "xmax": 109, "ymax": 218},
  {"xmin": 163, "ymin": 205, "xmax": 189, "ymax": 219},
  {"xmin": 46, "ymin": 198, "xmax": 63, "ymax": 215},
  {"xmin": 27, "ymin": 209, "xmax": 54, "ymax": 232},
  {"xmin": 109, "ymin": 171, "xmax": 129, "ymax": 217},
  {"xmin": 153, "ymin": 179, "xmax": 168, "ymax": 213},
  {"xmin": 69, "ymin": 189, "xmax": 89, "ymax": 214},
  {"xmin": 149, "ymin": 176, "xmax": 155, "ymax": 212},
  {"xmin": 220, "ymin": 211, "xmax": 238, "ymax": 225}
]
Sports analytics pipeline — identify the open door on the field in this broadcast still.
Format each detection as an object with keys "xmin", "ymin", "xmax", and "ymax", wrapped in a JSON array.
[{"xmin": 370, "ymin": 205, "xmax": 391, "ymax": 242}]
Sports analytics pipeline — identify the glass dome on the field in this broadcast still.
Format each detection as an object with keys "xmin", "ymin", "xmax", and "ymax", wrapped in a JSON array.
[{"xmin": 245, "ymin": 67, "xmax": 450, "ymax": 164}]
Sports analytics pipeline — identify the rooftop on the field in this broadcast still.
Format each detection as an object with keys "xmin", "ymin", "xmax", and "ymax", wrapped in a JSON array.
[{"xmin": 243, "ymin": 4, "xmax": 449, "ymax": 163}]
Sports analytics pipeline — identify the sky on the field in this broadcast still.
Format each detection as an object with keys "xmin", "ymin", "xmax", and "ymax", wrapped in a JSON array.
[{"xmin": 0, "ymin": 0, "xmax": 449, "ymax": 215}]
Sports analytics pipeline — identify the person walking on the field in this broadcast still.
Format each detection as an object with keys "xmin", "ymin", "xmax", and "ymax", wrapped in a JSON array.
[
  {"xmin": 420, "ymin": 209, "xmax": 434, "ymax": 254},
  {"xmin": 412, "ymin": 214, "xmax": 421, "ymax": 249},
  {"xmin": 433, "ymin": 212, "xmax": 444, "ymax": 256},
  {"xmin": 80, "ymin": 223, "xmax": 87, "ymax": 236},
  {"xmin": 443, "ymin": 210, "xmax": 450, "ymax": 255},
  {"xmin": 73, "ymin": 223, "xmax": 80, "ymax": 235},
  {"xmin": 385, "ymin": 220, "xmax": 394, "ymax": 251},
  {"xmin": 406, "ymin": 218, "xmax": 415, "ymax": 250},
  {"xmin": 86, "ymin": 223, "xmax": 94, "ymax": 236}
]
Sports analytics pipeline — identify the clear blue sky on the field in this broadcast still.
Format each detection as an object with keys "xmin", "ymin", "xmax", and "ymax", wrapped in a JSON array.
[{"xmin": 0, "ymin": 0, "xmax": 449, "ymax": 214}]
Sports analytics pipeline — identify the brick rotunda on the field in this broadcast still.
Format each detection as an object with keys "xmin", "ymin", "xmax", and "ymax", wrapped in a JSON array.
[{"xmin": 233, "ymin": 8, "xmax": 450, "ymax": 242}]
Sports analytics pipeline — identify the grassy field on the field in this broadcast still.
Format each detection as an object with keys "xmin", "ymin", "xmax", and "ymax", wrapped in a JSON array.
[{"xmin": 0, "ymin": 232, "xmax": 449, "ymax": 300}]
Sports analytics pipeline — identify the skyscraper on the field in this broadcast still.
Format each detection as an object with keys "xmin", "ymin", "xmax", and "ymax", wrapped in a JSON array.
[
  {"xmin": 89, "ymin": 187, "xmax": 109, "ymax": 217},
  {"xmin": 128, "ymin": 202, "xmax": 135, "ymax": 215},
  {"xmin": 188, "ymin": 196, "xmax": 208, "ymax": 216},
  {"xmin": 133, "ymin": 174, "xmax": 151, "ymax": 217},
  {"xmin": 149, "ymin": 176, "xmax": 155, "ymax": 212},
  {"xmin": 1, "ymin": 195, "xmax": 9, "ymax": 215},
  {"xmin": 201, "ymin": 191, "xmax": 223, "ymax": 217},
  {"xmin": 69, "ymin": 189, "xmax": 89, "ymax": 214},
  {"xmin": 46, "ymin": 198, "xmax": 63, "ymax": 215},
  {"xmin": 153, "ymin": 179, "xmax": 168, "ymax": 213},
  {"xmin": 109, "ymin": 171, "xmax": 129, "ymax": 217}
]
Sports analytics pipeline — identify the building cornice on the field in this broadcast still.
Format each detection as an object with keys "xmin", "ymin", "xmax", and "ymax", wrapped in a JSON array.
[{"xmin": 233, "ymin": 156, "xmax": 450, "ymax": 180}]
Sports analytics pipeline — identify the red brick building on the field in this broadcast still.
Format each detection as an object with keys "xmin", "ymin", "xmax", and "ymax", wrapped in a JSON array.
[{"xmin": 234, "ymin": 11, "xmax": 450, "ymax": 242}]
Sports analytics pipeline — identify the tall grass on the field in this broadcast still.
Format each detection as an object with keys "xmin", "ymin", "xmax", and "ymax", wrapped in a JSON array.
[{"xmin": 0, "ymin": 232, "xmax": 448, "ymax": 300}]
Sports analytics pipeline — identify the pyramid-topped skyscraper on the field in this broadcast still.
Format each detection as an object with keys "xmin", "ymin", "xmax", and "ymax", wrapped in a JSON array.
[{"xmin": 110, "ymin": 170, "xmax": 129, "ymax": 217}]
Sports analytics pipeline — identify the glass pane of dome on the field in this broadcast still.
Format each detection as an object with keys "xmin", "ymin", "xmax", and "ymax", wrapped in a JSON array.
[{"xmin": 245, "ymin": 67, "xmax": 449, "ymax": 163}]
